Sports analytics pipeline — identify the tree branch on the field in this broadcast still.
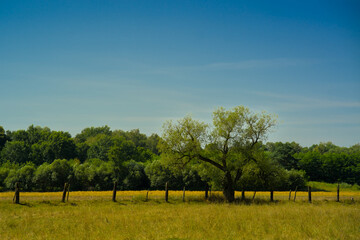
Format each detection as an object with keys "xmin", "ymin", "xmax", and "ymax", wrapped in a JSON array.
[
  {"xmin": 234, "ymin": 169, "xmax": 242, "ymax": 182},
  {"xmin": 197, "ymin": 154, "xmax": 225, "ymax": 171}
]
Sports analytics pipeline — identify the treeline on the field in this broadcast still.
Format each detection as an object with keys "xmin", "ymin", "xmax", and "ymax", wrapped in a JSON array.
[
  {"xmin": 265, "ymin": 142, "xmax": 360, "ymax": 185},
  {"xmin": 0, "ymin": 125, "xmax": 207, "ymax": 191},
  {"xmin": 0, "ymin": 125, "xmax": 359, "ymax": 192}
]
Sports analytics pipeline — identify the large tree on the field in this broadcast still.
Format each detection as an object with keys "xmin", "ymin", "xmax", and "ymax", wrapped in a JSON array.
[{"xmin": 159, "ymin": 106, "xmax": 277, "ymax": 202}]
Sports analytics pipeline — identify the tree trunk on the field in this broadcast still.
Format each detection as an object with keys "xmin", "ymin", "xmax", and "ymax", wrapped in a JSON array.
[
  {"xmin": 288, "ymin": 189, "xmax": 292, "ymax": 201},
  {"xmin": 293, "ymin": 186, "xmax": 298, "ymax": 202},
  {"xmin": 223, "ymin": 187, "xmax": 235, "ymax": 203},
  {"xmin": 223, "ymin": 172, "xmax": 235, "ymax": 203}
]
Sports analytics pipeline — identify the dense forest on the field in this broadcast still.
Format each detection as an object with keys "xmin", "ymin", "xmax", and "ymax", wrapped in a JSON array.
[{"xmin": 0, "ymin": 125, "xmax": 359, "ymax": 192}]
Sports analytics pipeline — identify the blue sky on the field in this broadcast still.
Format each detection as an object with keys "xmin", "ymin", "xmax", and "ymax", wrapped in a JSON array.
[{"xmin": 1, "ymin": 0, "xmax": 359, "ymax": 147}]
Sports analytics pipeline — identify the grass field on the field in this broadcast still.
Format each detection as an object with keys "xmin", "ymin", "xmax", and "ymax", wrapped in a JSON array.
[
  {"xmin": 0, "ymin": 191, "xmax": 359, "ymax": 240},
  {"xmin": 308, "ymin": 181, "xmax": 360, "ymax": 192}
]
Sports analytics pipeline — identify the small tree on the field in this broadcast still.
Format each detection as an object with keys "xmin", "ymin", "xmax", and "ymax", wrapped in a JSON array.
[
  {"xmin": 122, "ymin": 160, "xmax": 150, "ymax": 190},
  {"xmin": 159, "ymin": 106, "xmax": 277, "ymax": 202},
  {"xmin": 33, "ymin": 163, "xmax": 52, "ymax": 191}
]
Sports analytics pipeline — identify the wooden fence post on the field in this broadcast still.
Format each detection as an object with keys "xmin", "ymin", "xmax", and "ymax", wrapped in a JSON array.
[
  {"xmin": 165, "ymin": 182, "xmax": 169, "ymax": 202},
  {"xmin": 13, "ymin": 182, "xmax": 20, "ymax": 204},
  {"xmin": 308, "ymin": 186, "xmax": 312, "ymax": 203},
  {"xmin": 205, "ymin": 184, "xmax": 209, "ymax": 200},
  {"xmin": 241, "ymin": 190, "xmax": 245, "ymax": 201},
  {"xmin": 270, "ymin": 190, "xmax": 274, "ymax": 202},
  {"xmin": 293, "ymin": 186, "xmax": 298, "ymax": 202},
  {"xmin": 112, "ymin": 181, "xmax": 117, "ymax": 202},
  {"xmin": 288, "ymin": 189, "xmax": 292, "ymax": 201},
  {"xmin": 336, "ymin": 183, "xmax": 340, "ymax": 202},
  {"xmin": 145, "ymin": 190, "xmax": 149, "ymax": 202},
  {"xmin": 182, "ymin": 186, "xmax": 186, "ymax": 202},
  {"xmin": 67, "ymin": 183, "xmax": 70, "ymax": 202},
  {"xmin": 62, "ymin": 183, "xmax": 68, "ymax": 202}
]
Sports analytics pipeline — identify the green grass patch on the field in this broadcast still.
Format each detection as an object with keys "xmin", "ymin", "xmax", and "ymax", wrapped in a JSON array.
[{"xmin": 308, "ymin": 181, "xmax": 360, "ymax": 192}]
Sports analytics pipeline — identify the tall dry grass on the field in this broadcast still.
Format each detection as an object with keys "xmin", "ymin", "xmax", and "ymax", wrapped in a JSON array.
[{"xmin": 0, "ymin": 192, "xmax": 359, "ymax": 240}]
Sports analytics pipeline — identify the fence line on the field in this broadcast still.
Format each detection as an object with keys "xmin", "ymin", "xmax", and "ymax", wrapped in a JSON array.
[{"xmin": 2, "ymin": 183, "xmax": 358, "ymax": 204}]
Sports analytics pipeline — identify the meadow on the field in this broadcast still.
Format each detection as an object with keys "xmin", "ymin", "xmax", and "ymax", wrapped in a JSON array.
[{"xmin": 0, "ymin": 190, "xmax": 360, "ymax": 240}]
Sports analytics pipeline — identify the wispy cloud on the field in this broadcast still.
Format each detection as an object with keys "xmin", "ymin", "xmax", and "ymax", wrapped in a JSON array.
[
  {"xmin": 253, "ymin": 91, "xmax": 360, "ymax": 110},
  {"xmin": 283, "ymin": 117, "xmax": 360, "ymax": 126},
  {"xmin": 198, "ymin": 58, "xmax": 322, "ymax": 70},
  {"xmin": 144, "ymin": 58, "xmax": 323, "ymax": 75}
]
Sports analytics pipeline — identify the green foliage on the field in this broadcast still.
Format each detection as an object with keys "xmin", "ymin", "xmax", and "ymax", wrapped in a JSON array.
[
  {"xmin": 123, "ymin": 129, "xmax": 148, "ymax": 148},
  {"xmin": 72, "ymin": 161, "xmax": 93, "ymax": 190},
  {"xmin": 4, "ymin": 169, "xmax": 18, "ymax": 190},
  {"xmin": 238, "ymin": 152, "xmax": 291, "ymax": 191},
  {"xmin": 7, "ymin": 129, "xmax": 28, "ymax": 142},
  {"xmin": 16, "ymin": 163, "xmax": 36, "ymax": 191},
  {"xmin": 266, "ymin": 142, "xmax": 302, "ymax": 170},
  {"xmin": 145, "ymin": 158, "xmax": 184, "ymax": 190},
  {"xmin": 49, "ymin": 159, "xmax": 72, "ymax": 190},
  {"xmin": 0, "ymin": 123, "xmax": 358, "ymax": 192},
  {"xmin": 107, "ymin": 140, "xmax": 136, "ymax": 164},
  {"xmin": 75, "ymin": 142, "xmax": 90, "ymax": 162},
  {"xmin": 87, "ymin": 134, "xmax": 114, "ymax": 161},
  {"xmin": 146, "ymin": 133, "xmax": 161, "ymax": 155},
  {"xmin": 309, "ymin": 142, "xmax": 341, "ymax": 154},
  {"xmin": 48, "ymin": 131, "xmax": 76, "ymax": 160},
  {"xmin": 33, "ymin": 163, "xmax": 52, "ymax": 191},
  {"xmin": 294, "ymin": 146, "xmax": 360, "ymax": 185},
  {"xmin": 74, "ymin": 126, "xmax": 112, "ymax": 143},
  {"xmin": 1, "ymin": 141, "xmax": 30, "ymax": 164},
  {"xmin": 296, "ymin": 151, "xmax": 323, "ymax": 181},
  {"xmin": 123, "ymin": 160, "xmax": 150, "ymax": 190},
  {"xmin": 0, "ymin": 126, "xmax": 8, "ymax": 153},
  {"xmin": 0, "ymin": 125, "xmax": 163, "ymax": 191},
  {"xmin": 2, "ymin": 163, "xmax": 36, "ymax": 191},
  {"xmin": 144, "ymin": 158, "xmax": 206, "ymax": 190},
  {"xmin": 26, "ymin": 125, "xmax": 51, "ymax": 145},
  {"xmin": 286, "ymin": 169, "xmax": 307, "ymax": 190},
  {"xmin": 30, "ymin": 142, "xmax": 52, "ymax": 164},
  {"xmin": 0, "ymin": 167, "xmax": 10, "ymax": 191},
  {"xmin": 91, "ymin": 160, "xmax": 119, "ymax": 190},
  {"xmin": 159, "ymin": 106, "xmax": 278, "ymax": 201}
]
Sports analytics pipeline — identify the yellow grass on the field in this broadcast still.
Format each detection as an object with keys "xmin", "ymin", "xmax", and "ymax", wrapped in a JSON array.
[
  {"xmin": 1, "ymin": 190, "xmax": 359, "ymax": 202},
  {"xmin": 0, "ymin": 197, "xmax": 359, "ymax": 240}
]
